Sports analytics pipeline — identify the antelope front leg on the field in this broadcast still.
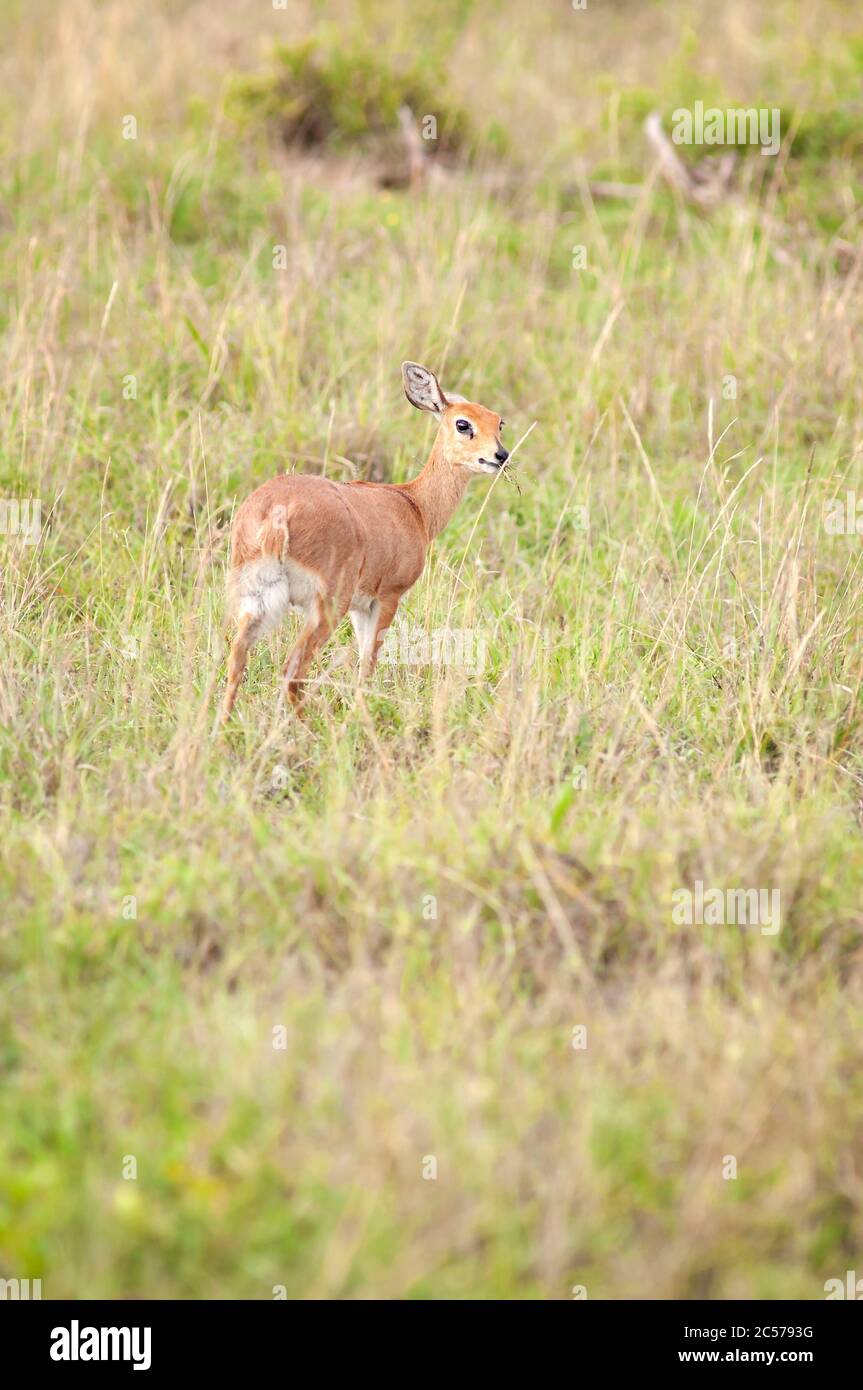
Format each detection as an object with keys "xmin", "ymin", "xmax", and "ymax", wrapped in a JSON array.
[{"xmin": 357, "ymin": 595, "xmax": 400, "ymax": 682}]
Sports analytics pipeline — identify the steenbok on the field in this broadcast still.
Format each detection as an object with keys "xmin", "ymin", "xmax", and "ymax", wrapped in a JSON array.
[{"xmin": 221, "ymin": 362, "xmax": 509, "ymax": 720}]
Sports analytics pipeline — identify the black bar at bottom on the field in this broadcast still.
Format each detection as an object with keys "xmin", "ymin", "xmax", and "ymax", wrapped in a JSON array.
[{"xmin": 1, "ymin": 1298, "xmax": 859, "ymax": 1375}]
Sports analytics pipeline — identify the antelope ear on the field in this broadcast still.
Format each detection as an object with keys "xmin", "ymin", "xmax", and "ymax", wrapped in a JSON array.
[{"xmin": 402, "ymin": 362, "xmax": 448, "ymax": 415}]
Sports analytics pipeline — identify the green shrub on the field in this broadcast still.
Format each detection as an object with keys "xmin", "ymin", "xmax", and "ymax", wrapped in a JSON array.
[{"xmin": 229, "ymin": 30, "xmax": 475, "ymax": 157}]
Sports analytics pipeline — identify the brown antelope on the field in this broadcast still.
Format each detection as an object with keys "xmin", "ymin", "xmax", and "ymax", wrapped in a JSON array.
[{"xmin": 221, "ymin": 362, "xmax": 509, "ymax": 720}]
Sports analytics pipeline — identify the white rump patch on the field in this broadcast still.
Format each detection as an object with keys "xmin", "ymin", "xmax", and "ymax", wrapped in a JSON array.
[{"xmin": 228, "ymin": 557, "xmax": 322, "ymax": 636}]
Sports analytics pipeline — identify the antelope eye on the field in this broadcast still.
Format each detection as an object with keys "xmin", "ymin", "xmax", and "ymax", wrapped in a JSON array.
[{"xmin": 455, "ymin": 418, "xmax": 473, "ymax": 436}]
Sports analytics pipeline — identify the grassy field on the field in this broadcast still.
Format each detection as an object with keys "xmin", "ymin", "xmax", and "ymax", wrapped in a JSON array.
[{"xmin": 1, "ymin": 0, "xmax": 862, "ymax": 1299}]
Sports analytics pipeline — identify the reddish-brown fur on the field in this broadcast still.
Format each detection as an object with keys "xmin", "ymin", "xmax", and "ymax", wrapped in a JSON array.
[{"xmin": 221, "ymin": 363, "xmax": 508, "ymax": 720}]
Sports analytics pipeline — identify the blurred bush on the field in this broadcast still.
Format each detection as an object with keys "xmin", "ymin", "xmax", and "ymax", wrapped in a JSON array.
[{"xmin": 228, "ymin": 29, "xmax": 477, "ymax": 159}]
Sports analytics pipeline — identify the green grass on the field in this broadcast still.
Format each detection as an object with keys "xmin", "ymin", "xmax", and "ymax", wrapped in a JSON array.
[{"xmin": 1, "ymin": 0, "xmax": 862, "ymax": 1299}]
